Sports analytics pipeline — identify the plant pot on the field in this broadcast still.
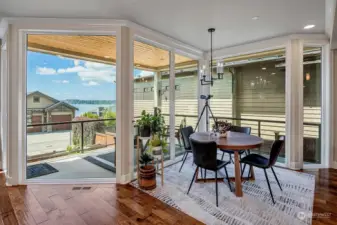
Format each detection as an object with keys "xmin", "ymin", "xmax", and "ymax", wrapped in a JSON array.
[
  {"xmin": 139, "ymin": 165, "xmax": 156, "ymax": 190},
  {"xmin": 140, "ymin": 125, "xmax": 151, "ymax": 137},
  {"xmin": 152, "ymin": 146, "xmax": 162, "ymax": 160}
]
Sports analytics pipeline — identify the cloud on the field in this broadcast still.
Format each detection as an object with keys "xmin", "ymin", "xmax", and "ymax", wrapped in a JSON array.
[
  {"xmin": 52, "ymin": 80, "xmax": 69, "ymax": 84},
  {"xmin": 36, "ymin": 67, "xmax": 57, "ymax": 75},
  {"xmin": 74, "ymin": 59, "xmax": 80, "ymax": 66},
  {"xmin": 37, "ymin": 60, "xmax": 116, "ymax": 84},
  {"xmin": 57, "ymin": 66, "xmax": 86, "ymax": 74},
  {"xmin": 83, "ymin": 81, "xmax": 100, "ymax": 86},
  {"xmin": 139, "ymin": 70, "xmax": 155, "ymax": 77}
]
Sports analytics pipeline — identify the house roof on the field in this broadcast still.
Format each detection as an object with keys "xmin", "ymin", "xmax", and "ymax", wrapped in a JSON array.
[
  {"xmin": 27, "ymin": 91, "xmax": 59, "ymax": 103},
  {"xmin": 27, "ymin": 91, "xmax": 78, "ymax": 111},
  {"xmin": 45, "ymin": 101, "xmax": 79, "ymax": 111}
]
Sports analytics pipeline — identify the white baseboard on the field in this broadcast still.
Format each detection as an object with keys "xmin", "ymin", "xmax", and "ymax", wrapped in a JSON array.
[
  {"xmin": 119, "ymin": 173, "xmax": 133, "ymax": 184},
  {"xmin": 332, "ymin": 161, "xmax": 337, "ymax": 169},
  {"xmin": 289, "ymin": 162, "xmax": 303, "ymax": 170}
]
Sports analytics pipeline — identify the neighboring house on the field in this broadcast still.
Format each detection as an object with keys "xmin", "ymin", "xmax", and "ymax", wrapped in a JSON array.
[{"xmin": 27, "ymin": 91, "xmax": 78, "ymax": 133}]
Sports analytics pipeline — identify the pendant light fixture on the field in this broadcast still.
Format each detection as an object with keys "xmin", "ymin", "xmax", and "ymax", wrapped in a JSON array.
[{"xmin": 200, "ymin": 28, "xmax": 224, "ymax": 86}]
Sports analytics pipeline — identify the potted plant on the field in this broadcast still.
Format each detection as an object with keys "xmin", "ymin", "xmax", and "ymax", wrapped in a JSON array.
[
  {"xmin": 136, "ymin": 110, "xmax": 152, "ymax": 137},
  {"xmin": 139, "ymin": 152, "xmax": 156, "ymax": 190},
  {"xmin": 151, "ymin": 108, "xmax": 166, "ymax": 135},
  {"xmin": 149, "ymin": 134, "xmax": 168, "ymax": 160},
  {"xmin": 213, "ymin": 120, "xmax": 232, "ymax": 138}
]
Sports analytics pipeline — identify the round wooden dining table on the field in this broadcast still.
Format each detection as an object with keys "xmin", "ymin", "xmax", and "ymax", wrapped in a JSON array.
[{"xmin": 190, "ymin": 131, "xmax": 263, "ymax": 197}]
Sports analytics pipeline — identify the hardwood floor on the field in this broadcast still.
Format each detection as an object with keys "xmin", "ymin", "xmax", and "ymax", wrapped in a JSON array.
[{"xmin": 0, "ymin": 169, "xmax": 336, "ymax": 224}]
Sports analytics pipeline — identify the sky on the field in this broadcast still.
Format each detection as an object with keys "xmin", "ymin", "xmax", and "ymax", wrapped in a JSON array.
[{"xmin": 27, "ymin": 51, "xmax": 154, "ymax": 101}]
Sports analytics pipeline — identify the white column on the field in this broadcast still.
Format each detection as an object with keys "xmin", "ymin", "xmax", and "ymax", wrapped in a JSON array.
[
  {"xmin": 116, "ymin": 26, "xmax": 134, "ymax": 184},
  {"xmin": 169, "ymin": 51, "xmax": 175, "ymax": 160},
  {"xmin": 197, "ymin": 57, "xmax": 210, "ymax": 132},
  {"xmin": 285, "ymin": 39, "xmax": 304, "ymax": 170},
  {"xmin": 321, "ymin": 44, "xmax": 333, "ymax": 168},
  {"xmin": 332, "ymin": 50, "xmax": 337, "ymax": 169},
  {"xmin": 153, "ymin": 71, "xmax": 162, "ymax": 109}
]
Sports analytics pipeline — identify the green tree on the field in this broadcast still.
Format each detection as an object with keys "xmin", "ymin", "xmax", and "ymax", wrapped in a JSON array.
[
  {"xmin": 81, "ymin": 112, "xmax": 99, "ymax": 119},
  {"xmin": 103, "ymin": 109, "xmax": 116, "ymax": 126}
]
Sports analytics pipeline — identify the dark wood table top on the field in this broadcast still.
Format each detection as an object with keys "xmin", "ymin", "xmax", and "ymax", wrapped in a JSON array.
[{"xmin": 190, "ymin": 131, "xmax": 263, "ymax": 150}]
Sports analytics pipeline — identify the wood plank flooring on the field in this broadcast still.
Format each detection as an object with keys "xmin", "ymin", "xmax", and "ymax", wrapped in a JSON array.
[{"xmin": 0, "ymin": 169, "xmax": 336, "ymax": 224}]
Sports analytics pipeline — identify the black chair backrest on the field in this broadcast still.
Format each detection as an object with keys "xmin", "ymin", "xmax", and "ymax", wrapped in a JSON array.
[
  {"xmin": 190, "ymin": 139, "xmax": 218, "ymax": 171},
  {"xmin": 230, "ymin": 126, "xmax": 251, "ymax": 135},
  {"xmin": 180, "ymin": 126, "xmax": 194, "ymax": 150},
  {"xmin": 268, "ymin": 139, "xmax": 285, "ymax": 167}
]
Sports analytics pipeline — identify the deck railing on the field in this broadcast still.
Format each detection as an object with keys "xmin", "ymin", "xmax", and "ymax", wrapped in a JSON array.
[{"xmin": 27, "ymin": 118, "xmax": 116, "ymax": 161}]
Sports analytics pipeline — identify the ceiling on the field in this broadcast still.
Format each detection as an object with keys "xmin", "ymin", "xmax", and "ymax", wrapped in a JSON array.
[
  {"xmin": 0, "ymin": 0, "xmax": 326, "ymax": 50},
  {"xmin": 27, "ymin": 35, "xmax": 194, "ymax": 70}
]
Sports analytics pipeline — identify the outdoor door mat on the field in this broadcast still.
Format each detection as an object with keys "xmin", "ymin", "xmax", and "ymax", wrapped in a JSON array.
[
  {"xmin": 97, "ymin": 152, "xmax": 115, "ymax": 164},
  {"xmin": 83, "ymin": 156, "xmax": 116, "ymax": 173},
  {"xmin": 27, "ymin": 163, "xmax": 59, "ymax": 179}
]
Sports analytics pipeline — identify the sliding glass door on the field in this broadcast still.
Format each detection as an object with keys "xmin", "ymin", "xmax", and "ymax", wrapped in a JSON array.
[{"xmin": 26, "ymin": 34, "xmax": 117, "ymax": 180}]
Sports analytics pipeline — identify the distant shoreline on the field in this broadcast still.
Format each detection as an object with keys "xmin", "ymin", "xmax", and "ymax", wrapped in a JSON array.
[{"xmin": 65, "ymin": 99, "xmax": 116, "ymax": 105}]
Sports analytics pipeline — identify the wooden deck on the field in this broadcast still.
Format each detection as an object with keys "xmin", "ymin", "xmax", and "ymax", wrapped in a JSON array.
[{"xmin": 0, "ymin": 169, "xmax": 336, "ymax": 224}]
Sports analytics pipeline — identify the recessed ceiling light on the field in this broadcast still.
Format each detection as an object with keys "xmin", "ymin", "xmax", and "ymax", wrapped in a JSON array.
[
  {"xmin": 271, "ymin": 72, "xmax": 276, "ymax": 75},
  {"xmin": 262, "ymin": 67, "xmax": 267, "ymax": 70},
  {"xmin": 104, "ymin": 56, "xmax": 111, "ymax": 58},
  {"xmin": 304, "ymin": 24, "xmax": 315, "ymax": 30},
  {"xmin": 252, "ymin": 16, "xmax": 259, "ymax": 20}
]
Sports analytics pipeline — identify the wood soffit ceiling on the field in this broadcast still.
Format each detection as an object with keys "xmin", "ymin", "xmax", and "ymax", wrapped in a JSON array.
[{"xmin": 27, "ymin": 35, "xmax": 196, "ymax": 71}]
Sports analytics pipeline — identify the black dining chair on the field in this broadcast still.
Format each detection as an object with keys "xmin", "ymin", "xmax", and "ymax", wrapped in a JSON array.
[
  {"xmin": 240, "ymin": 139, "xmax": 285, "ymax": 204},
  {"xmin": 187, "ymin": 139, "xmax": 232, "ymax": 207},
  {"xmin": 179, "ymin": 126, "xmax": 194, "ymax": 172},
  {"xmin": 220, "ymin": 126, "xmax": 251, "ymax": 162}
]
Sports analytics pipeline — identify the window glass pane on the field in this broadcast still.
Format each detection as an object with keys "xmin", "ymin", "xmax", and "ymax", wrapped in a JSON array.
[
  {"xmin": 211, "ymin": 49, "xmax": 286, "ymax": 163},
  {"xmin": 303, "ymin": 47, "xmax": 322, "ymax": 164},
  {"xmin": 26, "ymin": 34, "xmax": 117, "ymax": 179},
  {"xmin": 174, "ymin": 55, "xmax": 198, "ymax": 157},
  {"xmin": 132, "ymin": 41, "xmax": 170, "ymax": 179}
]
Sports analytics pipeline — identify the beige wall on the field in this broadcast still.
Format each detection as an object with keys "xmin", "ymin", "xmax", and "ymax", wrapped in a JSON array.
[{"xmin": 27, "ymin": 95, "xmax": 55, "ymax": 109}]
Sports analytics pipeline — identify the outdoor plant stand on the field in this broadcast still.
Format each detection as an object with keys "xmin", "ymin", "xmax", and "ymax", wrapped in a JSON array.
[{"xmin": 137, "ymin": 136, "xmax": 164, "ymax": 186}]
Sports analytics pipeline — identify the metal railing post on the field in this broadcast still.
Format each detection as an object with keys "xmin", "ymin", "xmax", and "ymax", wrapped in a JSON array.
[
  {"xmin": 81, "ymin": 121, "xmax": 84, "ymax": 153},
  {"xmin": 258, "ymin": 121, "xmax": 261, "ymax": 137}
]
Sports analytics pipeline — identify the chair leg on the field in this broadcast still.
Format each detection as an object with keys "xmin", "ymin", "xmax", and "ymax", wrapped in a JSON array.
[
  {"xmin": 271, "ymin": 167, "xmax": 282, "ymax": 191},
  {"xmin": 229, "ymin": 154, "xmax": 234, "ymax": 163},
  {"xmin": 215, "ymin": 171, "xmax": 218, "ymax": 207},
  {"xmin": 179, "ymin": 152, "xmax": 188, "ymax": 172},
  {"xmin": 264, "ymin": 169, "xmax": 275, "ymax": 204},
  {"xmin": 187, "ymin": 167, "xmax": 198, "ymax": 194},
  {"xmin": 221, "ymin": 152, "xmax": 225, "ymax": 160},
  {"xmin": 224, "ymin": 166, "xmax": 232, "ymax": 192},
  {"xmin": 241, "ymin": 163, "xmax": 247, "ymax": 178}
]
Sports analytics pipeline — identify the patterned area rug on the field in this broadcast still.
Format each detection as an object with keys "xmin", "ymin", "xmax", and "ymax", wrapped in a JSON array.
[{"xmin": 131, "ymin": 155, "xmax": 315, "ymax": 225}]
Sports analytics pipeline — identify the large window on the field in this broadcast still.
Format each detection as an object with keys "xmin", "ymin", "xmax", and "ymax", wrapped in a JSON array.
[
  {"xmin": 211, "ymin": 49, "xmax": 286, "ymax": 163},
  {"xmin": 174, "ymin": 55, "xmax": 198, "ymax": 157},
  {"xmin": 26, "ymin": 34, "xmax": 117, "ymax": 180},
  {"xmin": 303, "ymin": 47, "xmax": 322, "ymax": 164}
]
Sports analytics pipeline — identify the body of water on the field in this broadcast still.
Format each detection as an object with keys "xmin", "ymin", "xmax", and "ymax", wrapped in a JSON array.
[{"xmin": 73, "ymin": 104, "xmax": 116, "ymax": 117}]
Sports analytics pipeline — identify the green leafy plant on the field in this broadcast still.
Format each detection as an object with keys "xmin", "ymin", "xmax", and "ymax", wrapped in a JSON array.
[
  {"xmin": 149, "ymin": 134, "xmax": 168, "ymax": 154},
  {"xmin": 103, "ymin": 109, "xmax": 116, "ymax": 127},
  {"xmin": 66, "ymin": 145, "xmax": 73, "ymax": 152},
  {"xmin": 81, "ymin": 112, "xmax": 99, "ymax": 119},
  {"xmin": 139, "ymin": 152, "xmax": 154, "ymax": 167},
  {"xmin": 136, "ymin": 110, "xmax": 152, "ymax": 128},
  {"xmin": 151, "ymin": 108, "xmax": 166, "ymax": 135}
]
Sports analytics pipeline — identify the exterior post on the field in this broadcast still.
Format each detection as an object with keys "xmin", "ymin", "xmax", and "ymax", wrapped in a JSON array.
[
  {"xmin": 285, "ymin": 39, "xmax": 304, "ymax": 170},
  {"xmin": 153, "ymin": 71, "xmax": 162, "ymax": 109},
  {"xmin": 198, "ymin": 56, "xmax": 210, "ymax": 132},
  {"xmin": 169, "ymin": 51, "xmax": 176, "ymax": 160}
]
